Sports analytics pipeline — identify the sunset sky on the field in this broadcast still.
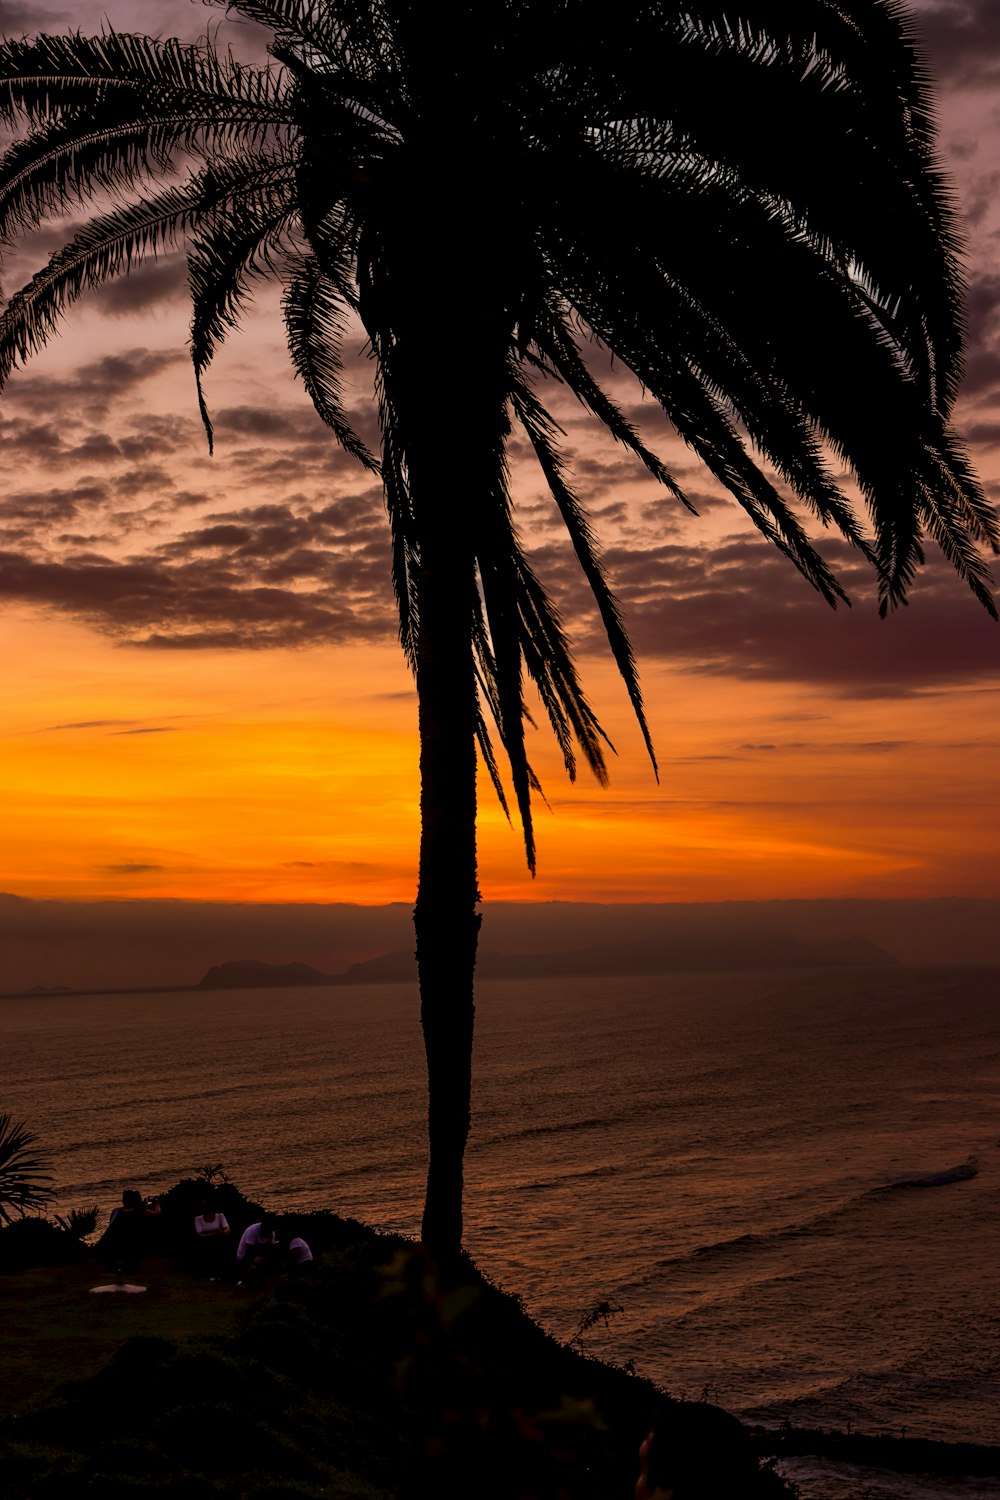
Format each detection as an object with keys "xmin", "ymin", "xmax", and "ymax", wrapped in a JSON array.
[{"xmin": 1, "ymin": 0, "xmax": 999, "ymax": 911}]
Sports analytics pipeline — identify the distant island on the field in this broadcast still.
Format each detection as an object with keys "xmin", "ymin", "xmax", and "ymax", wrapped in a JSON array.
[
  {"xmin": 197, "ymin": 960, "xmax": 340, "ymax": 989},
  {"xmin": 193, "ymin": 932, "xmax": 897, "ymax": 990}
]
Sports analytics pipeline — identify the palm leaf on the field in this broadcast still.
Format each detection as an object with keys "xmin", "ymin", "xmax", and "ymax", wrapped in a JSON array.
[
  {"xmin": 0, "ymin": 1113, "xmax": 54, "ymax": 1224},
  {"xmin": 0, "ymin": 31, "xmax": 287, "ymax": 141},
  {"xmin": 186, "ymin": 151, "xmax": 300, "ymax": 448},
  {"xmin": 283, "ymin": 252, "xmax": 378, "ymax": 472},
  {"xmin": 512, "ymin": 373, "xmax": 658, "ymax": 777},
  {"xmin": 0, "ymin": 179, "xmax": 205, "ymax": 385}
]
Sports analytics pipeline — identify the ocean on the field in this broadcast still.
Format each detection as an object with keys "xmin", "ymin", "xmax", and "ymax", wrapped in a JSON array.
[{"xmin": 3, "ymin": 963, "xmax": 999, "ymax": 1499}]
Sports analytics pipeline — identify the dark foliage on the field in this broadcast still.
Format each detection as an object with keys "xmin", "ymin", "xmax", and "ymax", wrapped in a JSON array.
[
  {"xmin": 0, "ymin": 1114, "xmax": 54, "ymax": 1224},
  {"xmin": 0, "ymin": 1209, "xmax": 791, "ymax": 1499},
  {"xmin": 0, "ymin": 1214, "xmax": 89, "ymax": 1271}
]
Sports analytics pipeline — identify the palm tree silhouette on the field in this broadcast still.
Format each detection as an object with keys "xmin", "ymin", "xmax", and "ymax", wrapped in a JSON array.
[{"xmin": 0, "ymin": 2, "xmax": 995, "ymax": 1253}]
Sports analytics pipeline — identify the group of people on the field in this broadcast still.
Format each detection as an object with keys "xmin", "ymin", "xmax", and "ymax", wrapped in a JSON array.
[
  {"xmin": 102, "ymin": 1189, "xmax": 312, "ymax": 1285},
  {"xmin": 195, "ymin": 1201, "xmax": 314, "ymax": 1284}
]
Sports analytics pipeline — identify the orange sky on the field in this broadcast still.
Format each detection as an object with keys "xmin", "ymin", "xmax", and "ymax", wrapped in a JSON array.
[{"xmin": 1, "ymin": 0, "xmax": 999, "ymax": 909}]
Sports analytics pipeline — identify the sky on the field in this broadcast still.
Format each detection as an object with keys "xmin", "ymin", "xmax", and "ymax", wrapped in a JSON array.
[{"xmin": 1, "ymin": 0, "xmax": 999, "ymax": 913}]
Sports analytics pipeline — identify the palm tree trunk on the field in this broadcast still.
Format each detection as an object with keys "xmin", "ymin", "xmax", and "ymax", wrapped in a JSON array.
[
  {"xmin": 357, "ymin": 219, "xmax": 509, "ymax": 1256},
  {"xmin": 414, "ymin": 513, "xmax": 481, "ymax": 1256}
]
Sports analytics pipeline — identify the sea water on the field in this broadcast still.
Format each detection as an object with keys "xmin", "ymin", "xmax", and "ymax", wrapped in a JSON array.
[{"xmin": 3, "ymin": 964, "xmax": 999, "ymax": 1499}]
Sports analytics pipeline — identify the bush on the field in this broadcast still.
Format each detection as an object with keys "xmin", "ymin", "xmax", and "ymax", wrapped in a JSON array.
[{"xmin": 0, "ymin": 1215, "xmax": 90, "ymax": 1270}]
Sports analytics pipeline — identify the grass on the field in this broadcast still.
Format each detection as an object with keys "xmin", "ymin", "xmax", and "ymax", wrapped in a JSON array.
[{"xmin": 0, "ymin": 1258, "xmax": 244, "ymax": 1411}]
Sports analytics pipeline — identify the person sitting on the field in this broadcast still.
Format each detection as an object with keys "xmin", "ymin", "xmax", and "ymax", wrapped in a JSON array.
[
  {"xmin": 101, "ymin": 1189, "xmax": 146, "ymax": 1277},
  {"xmin": 235, "ymin": 1213, "xmax": 280, "ymax": 1285},
  {"xmin": 281, "ymin": 1233, "xmax": 314, "ymax": 1272},
  {"xmin": 193, "ymin": 1195, "xmax": 230, "ymax": 1278}
]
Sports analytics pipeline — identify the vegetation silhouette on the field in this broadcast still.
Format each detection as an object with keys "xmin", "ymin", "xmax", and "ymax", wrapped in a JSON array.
[
  {"xmin": 0, "ymin": 1112, "xmax": 54, "ymax": 1223},
  {"xmin": 0, "ymin": 2, "xmax": 996, "ymax": 1253}
]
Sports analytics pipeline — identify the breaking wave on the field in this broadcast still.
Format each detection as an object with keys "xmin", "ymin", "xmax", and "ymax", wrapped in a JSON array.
[{"xmin": 625, "ymin": 1158, "xmax": 981, "ymax": 1287}]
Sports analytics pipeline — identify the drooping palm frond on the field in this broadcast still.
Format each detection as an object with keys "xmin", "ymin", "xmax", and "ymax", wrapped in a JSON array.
[
  {"xmin": 0, "ymin": 179, "xmax": 206, "ymax": 383},
  {"xmin": 511, "ymin": 372, "xmax": 657, "ymax": 778},
  {"xmin": 283, "ymin": 251, "xmax": 378, "ymax": 471},
  {"xmin": 0, "ymin": 1113, "xmax": 54, "ymax": 1224},
  {"xmin": 528, "ymin": 302, "xmax": 696, "ymax": 515},
  {"xmin": 186, "ymin": 149, "xmax": 301, "ymax": 447}
]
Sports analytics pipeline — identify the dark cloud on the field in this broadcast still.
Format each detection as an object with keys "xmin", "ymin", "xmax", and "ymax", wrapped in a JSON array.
[
  {"xmin": 532, "ymin": 531, "xmax": 1000, "ymax": 695},
  {"xmin": 0, "ymin": 486, "xmax": 396, "ymax": 647},
  {"xmin": 104, "ymin": 864, "xmax": 165, "ymax": 875},
  {"xmin": 94, "ymin": 254, "xmax": 189, "ymax": 316},
  {"xmin": 961, "ymin": 347, "xmax": 1000, "ymax": 400},
  {"xmin": 914, "ymin": 0, "xmax": 1000, "ymax": 87},
  {"xmin": 3, "ymin": 348, "xmax": 186, "ymax": 418},
  {"xmin": 111, "ymin": 464, "xmax": 175, "ymax": 498},
  {"xmin": 0, "ymin": 2, "xmax": 52, "ymax": 30},
  {"xmin": 737, "ymin": 739, "xmax": 910, "ymax": 754},
  {"xmin": 964, "ymin": 271, "xmax": 1000, "ymax": 354},
  {"xmin": 213, "ymin": 399, "xmax": 378, "ymax": 451},
  {"xmin": 45, "ymin": 718, "xmax": 138, "ymax": 731},
  {"xmin": 1, "ymin": 487, "xmax": 85, "ymax": 527},
  {"xmin": 110, "ymin": 726, "xmax": 175, "ymax": 735}
]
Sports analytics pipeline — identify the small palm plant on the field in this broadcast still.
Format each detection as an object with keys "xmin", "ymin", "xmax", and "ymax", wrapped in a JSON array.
[
  {"xmin": 54, "ymin": 1205, "xmax": 100, "ymax": 1241},
  {"xmin": 0, "ymin": 1112, "xmax": 54, "ymax": 1224}
]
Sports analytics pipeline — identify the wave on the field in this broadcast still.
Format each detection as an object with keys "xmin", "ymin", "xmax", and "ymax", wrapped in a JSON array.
[
  {"xmin": 513, "ymin": 1162, "xmax": 618, "ymax": 1193},
  {"xmin": 625, "ymin": 1157, "xmax": 981, "ymax": 1288},
  {"xmin": 876, "ymin": 1159, "xmax": 979, "ymax": 1192},
  {"xmin": 482, "ymin": 1114, "xmax": 617, "ymax": 1146}
]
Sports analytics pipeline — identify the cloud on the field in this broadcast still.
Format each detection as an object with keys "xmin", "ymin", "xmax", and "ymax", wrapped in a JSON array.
[
  {"xmin": 110, "ymin": 725, "xmax": 175, "ymax": 735},
  {"xmin": 94, "ymin": 254, "xmax": 189, "ymax": 316},
  {"xmin": 0, "ymin": 2, "xmax": 53, "ymax": 29},
  {"xmin": 103, "ymin": 863, "xmax": 165, "ymax": 874},
  {"xmin": 737, "ymin": 739, "xmax": 911, "ymax": 755},
  {"xmin": 913, "ymin": 0, "xmax": 1000, "ymax": 87},
  {"xmin": 45, "ymin": 718, "xmax": 139, "ymax": 731},
  {"xmin": 3, "ymin": 348, "xmax": 186, "ymax": 416},
  {"xmin": 0, "ymin": 482, "xmax": 397, "ymax": 647},
  {"xmin": 533, "ymin": 530, "xmax": 1000, "ymax": 695}
]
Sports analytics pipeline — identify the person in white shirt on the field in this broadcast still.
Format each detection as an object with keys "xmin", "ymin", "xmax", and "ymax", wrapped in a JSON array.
[
  {"xmin": 235, "ymin": 1214, "xmax": 280, "ymax": 1285},
  {"xmin": 283, "ymin": 1235, "xmax": 314, "ymax": 1270},
  {"xmin": 193, "ymin": 1196, "xmax": 230, "ymax": 1278},
  {"xmin": 195, "ymin": 1199, "xmax": 230, "ymax": 1239}
]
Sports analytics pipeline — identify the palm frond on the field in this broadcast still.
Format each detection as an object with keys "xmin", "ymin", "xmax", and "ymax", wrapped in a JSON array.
[
  {"xmin": 0, "ymin": 178, "xmax": 204, "ymax": 385},
  {"xmin": 186, "ymin": 151, "xmax": 300, "ymax": 448},
  {"xmin": 477, "ymin": 499, "xmax": 538, "ymax": 874},
  {"xmin": 283, "ymin": 251, "xmax": 378, "ymax": 471},
  {"xmin": 0, "ymin": 31, "xmax": 287, "ymax": 125},
  {"xmin": 0, "ymin": 113, "xmax": 177, "ymax": 245},
  {"xmin": 0, "ymin": 1113, "xmax": 54, "ymax": 1224},
  {"xmin": 372, "ymin": 353, "xmax": 419, "ymax": 670},
  {"xmin": 513, "ymin": 548, "xmax": 614, "ymax": 789},
  {"xmin": 530, "ymin": 301, "xmax": 696, "ymax": 514},
  {"xmin": 512, "ymin": 373, "xmax": 658, "ymax": 777}
]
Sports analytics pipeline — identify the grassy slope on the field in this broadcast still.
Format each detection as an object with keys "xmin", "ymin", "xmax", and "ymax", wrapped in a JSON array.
[{"xmin": 0, "ymin": 1214, "xmax": 792, "ymax": 1500}]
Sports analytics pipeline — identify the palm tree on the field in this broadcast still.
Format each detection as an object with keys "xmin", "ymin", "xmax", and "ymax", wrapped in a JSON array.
[
  {"xmin": 0, "ymin": 1113, "xmax": 54, "ymax": 1223},
  {"xmin": 0, "ymin": 2, "xmax": 995, "ymax": 1254}
]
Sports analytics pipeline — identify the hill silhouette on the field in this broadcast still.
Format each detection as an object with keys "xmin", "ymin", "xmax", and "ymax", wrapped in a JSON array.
[
  {"xmin": 196, "ymin": 959, "xmax": 339, "ymax": 989},
  {"xmin": 195, "ymin": 930, "xmax": 897, "ymax": 989}
]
